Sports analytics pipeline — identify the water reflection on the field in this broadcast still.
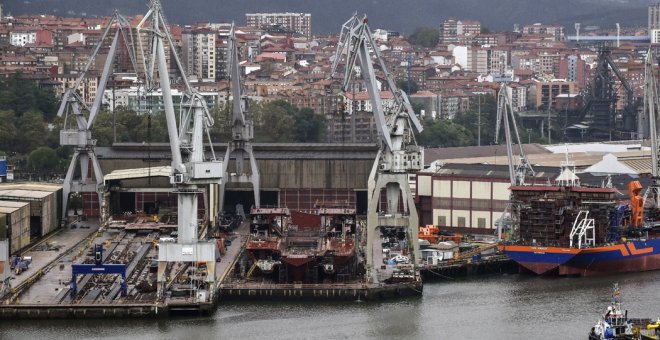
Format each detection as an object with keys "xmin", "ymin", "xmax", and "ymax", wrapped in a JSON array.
[{"xmin": 2, "ymin": 272, "xmax": 660, "ymax": 340}]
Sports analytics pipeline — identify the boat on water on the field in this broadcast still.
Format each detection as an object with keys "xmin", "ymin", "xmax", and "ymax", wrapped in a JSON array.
[
  {"xmin": 588, "ymin": 283, "xmax": 659, "ymax": 340},
  {"xmin": 499, "ymin": 160, "xmax": 660, "ymax": 276}
]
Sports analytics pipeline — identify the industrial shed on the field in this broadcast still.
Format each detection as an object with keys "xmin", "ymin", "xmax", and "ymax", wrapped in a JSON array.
[
  {"xmin": 0, "ymin": 183, "xmax": 62, "ymax": 238},
  {"xmin": 0, "ymin": 201, "xmax": 31, "ymax": 254}
]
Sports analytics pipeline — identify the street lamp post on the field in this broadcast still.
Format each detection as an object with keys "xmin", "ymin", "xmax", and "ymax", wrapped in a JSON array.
[
  {"xmin": 477, "ymin": 95, "xmax": 482, "ymax": 146},
  {"xmin": 526, "ymin": 128, "xmax": 531, "ymax": 144}
]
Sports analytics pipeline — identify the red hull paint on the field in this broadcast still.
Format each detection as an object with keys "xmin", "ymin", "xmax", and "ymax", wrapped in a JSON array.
[
  {"xmin": 517, "ymin": 261, "xmax": 561, "ymax": 275},
  {"xmin": 281, "ymin": 255, "xmax": 315, "ymax": 267},
  {"xmin": 559, "ymin": 253, "xmax": 660, "ymax": 276}
]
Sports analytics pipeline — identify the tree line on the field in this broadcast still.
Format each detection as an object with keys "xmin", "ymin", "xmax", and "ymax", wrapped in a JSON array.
[{"xmin": 0, "ymin": 73, "xmax": 551, "ymax": 180}]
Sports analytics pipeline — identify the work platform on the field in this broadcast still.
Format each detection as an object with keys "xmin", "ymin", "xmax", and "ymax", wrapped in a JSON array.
[{"xmin": 0, "ymin": 213, "xmax": 516, "ymax": 319}]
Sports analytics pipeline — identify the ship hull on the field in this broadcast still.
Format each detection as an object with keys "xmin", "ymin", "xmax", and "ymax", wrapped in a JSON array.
[
  {"xmin": 502, "ymin": 239, "xmax": 660, "ymax": 276},
  {"xmin": 559, "ymin": 239, "xmax": 660, "ymax": 276},
  {"xmin": 499, "ymin": 245, "xmax": 579, "ymax": 275}
]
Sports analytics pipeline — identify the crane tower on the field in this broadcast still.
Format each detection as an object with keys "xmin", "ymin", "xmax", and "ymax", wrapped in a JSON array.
[
  {"xmin": 218, "ymin": 25, "xmax": 260, "ymax": 213},
  {"xmin": 57, "ymin": 11, "xmax": 138, "ymax": 223},
  {"xmin": 136, "ymin": 0, "xmax": 222, "ymax": 302},
  {"xmin": 332, "ymin": 15, "xmax": 423, "ymax": 285}
]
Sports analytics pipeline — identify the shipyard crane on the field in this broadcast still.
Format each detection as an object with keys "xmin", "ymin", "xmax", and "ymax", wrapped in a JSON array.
[
  {"xmin": 331, "ymin": 14, "xmax": 423, "ymax": 284},
  {"xmin": 57, "ymin": 10, "xmax": 138, "ymax": 224},
  {"xmin": 494, "ymin": 84, "xmax": 534, "ymax": 187},
  {"xmin": 644, "ymin": 48, "xmax": 660, "ymax": 210},
  {"xmin": 494, "ymin": 84, "xmax": 534, "ymax": 241},
  {"xmin": 218, "ymin": 25, "xmax": 260, "ymax": 213},
  {"xmin": 136, "ymin": 0, "xmax": 221, "ymax": 302}
]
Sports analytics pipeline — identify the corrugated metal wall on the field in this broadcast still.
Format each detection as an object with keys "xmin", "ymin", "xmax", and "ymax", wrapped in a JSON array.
[
  {"xmin": 280, "ymin": 189, "xmax": 357, "ymax": 210},
  {"xmin": 0, "ymin": 204, "xmax": 30, "ymax": 254}
]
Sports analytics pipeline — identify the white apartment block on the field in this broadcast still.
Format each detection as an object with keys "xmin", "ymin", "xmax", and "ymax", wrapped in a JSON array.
[
  {"xmin": 10, "ymin": 31, "xmax": 36, "ymax": 47},
  {"xmin": 182, "ymin": 30, "xmax": 216, "ymax": 82},
  {"xmin": 246, "ymin": 12, "xmax": 311, "ymax": 38}
]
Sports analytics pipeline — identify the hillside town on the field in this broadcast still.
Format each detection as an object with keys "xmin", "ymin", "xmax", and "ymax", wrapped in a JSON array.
[{"xmin": 0, "ymin": 4, "xmax": 657, "ymax": 146}]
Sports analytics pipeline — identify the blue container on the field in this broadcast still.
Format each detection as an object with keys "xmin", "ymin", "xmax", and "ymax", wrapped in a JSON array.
[{"xmin": 0, "ymin": 158, "xmax": 6, "ymax": 176}]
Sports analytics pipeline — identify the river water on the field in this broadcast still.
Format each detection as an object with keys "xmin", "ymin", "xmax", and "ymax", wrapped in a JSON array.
[{"xmin": 2, "ymin": 271, "xmax": 660, "ymax": 340}]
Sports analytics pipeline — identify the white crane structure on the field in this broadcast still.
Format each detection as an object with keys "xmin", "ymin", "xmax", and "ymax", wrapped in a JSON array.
[
  {"xmin": 495, "ymin": 84, "xmax": 535, "ymax": 187},
  {"xmin": 136, "ymin": 0, "xmax": 221, "ymax": 302},
  {"xmin": 218, "ymin": 24, "xmax": 260, "ymax": 213},
  {"xmin": 57, "ymin": 10, "xmax": 138, "ymax": 223},
  {"xmin": 331, "ymin": 15, "xmax": 423, "ymax": 284},
  {"xmin": 645, "ymin": 48, "xmax": 660, "ymax": 209},
  {"xmin": 494, "ymin": 84, "xmax": 534, "ymax": 241}
]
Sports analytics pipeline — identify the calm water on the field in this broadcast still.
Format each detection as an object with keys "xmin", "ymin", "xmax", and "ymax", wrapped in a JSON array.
[{"xmin": 2, "ymin": 272, "xmax": 660, "ymax": 340}]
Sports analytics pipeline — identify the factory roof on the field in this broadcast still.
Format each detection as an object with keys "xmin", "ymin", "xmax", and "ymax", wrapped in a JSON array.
[
  {"xmin": 0, "ymin": 189, "xmax": 53, "ymax": 199},
  {"xmin": 0, "ymin": 200, "xmax": 30, "ymax": 208},
  {"xmin": 104, "ymin": 166, "xmax": 171, "ymax": 182},
  {"xmin": 0, "ymin": 183, "xmax": 62, "ymax": 192}
]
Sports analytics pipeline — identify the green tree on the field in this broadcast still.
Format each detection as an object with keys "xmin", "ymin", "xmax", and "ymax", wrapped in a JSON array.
[
  {"xmin": 396, "ymin": 79, "xmax": 419, "ymax": 95},
  {"xmin": 416, "ymin": 117, "xmax": 473, "ymax": 148},
  {"xmin": 408, "ymin": 27, "xmax": 439, "ymax": 47},
  {"xmin": 208, "ymin": 101, "xmax": 233, "ymax": 143},
  {"xmin": 28, "ymin": 146, "xmax": 59, "ymax": 173},
  {"xmin": 293, "ymin": 108, "xmax": 326, "ymax": 142},
  {"xmin": 251, "ymin": 100, "xmax": 296, "ymax": 142},
  {"xmin": 15, "ymin": 110, "xmax": 47, "ymax": 154},
  {"xmin": 0, "ymin": 73, "xmax": 57, "ymax": 119},
  {"xmin": 0, "ymin": 110, "xmax": 17, "ymax": 152}
]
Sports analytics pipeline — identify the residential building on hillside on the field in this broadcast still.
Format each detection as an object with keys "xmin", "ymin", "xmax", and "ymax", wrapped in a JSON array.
[
  {"xmin": 181, "ymin": 29, "xmax": 216, "ymax": 82},
  {"xmin": 245, "ymin": 13, "xmax": 311, "ymax": 38}
]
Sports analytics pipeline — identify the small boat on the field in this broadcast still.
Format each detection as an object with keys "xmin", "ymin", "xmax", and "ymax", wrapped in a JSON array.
[
  {"xmin": 589, "ymin": 283, "xmax": 632, "ymax": 339},
  {"xmin": 589, "ymin": 283, "xmax": 660, "ymax": 340}
]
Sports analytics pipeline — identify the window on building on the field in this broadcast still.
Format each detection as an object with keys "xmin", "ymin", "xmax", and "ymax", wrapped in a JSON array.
[
  {"xmin": 437, "ymin": 216, "xmax": 447, "ymax": 226},
  {"xmin": 457, "ymin": 217, "xmax": 466, "ymax": 228},
  {"xmin": 478, "ymin": 218, "xmax": 486, "ymax": 228}
]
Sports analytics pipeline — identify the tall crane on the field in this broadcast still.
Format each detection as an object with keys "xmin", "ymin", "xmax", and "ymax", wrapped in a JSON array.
[
  {"xmin": 494, "ymin": 84, "xmax": 534, "ymax": 241},
  {"xmin": 218, "ymin": 25, "xmax": 260, "ymax": 213},
  {"xmin": 495, "ymin": 84, "xmax": 534, "ymax": 187},
  {"xmin": 57, "ymin": 11, "xmax": 137, "ymax": 224},
  {"xmin": 331, "ymin": 15, "xmax": 423, "ymax": 284},
  {"xmin": 136, "ymin": 0, "xmax": 221, "ymax": 301},
  {"xmin": 645, "ymin": 48, "xmax": 660, "ymax": 210}
]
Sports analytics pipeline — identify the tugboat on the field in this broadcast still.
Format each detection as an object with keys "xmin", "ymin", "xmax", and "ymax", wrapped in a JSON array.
[
  {"xmin": 588, "ymin": 283, "xmax": 660, "ymax": 340},
  {"xmin": 589, "ymin": 283, "xmax": 633, "ymax": 340}
]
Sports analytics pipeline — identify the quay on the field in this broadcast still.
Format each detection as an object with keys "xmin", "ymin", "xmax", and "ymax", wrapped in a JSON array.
[{"xmin": 0, "ymin": 216, "xmax": 507, "ymax": 319}]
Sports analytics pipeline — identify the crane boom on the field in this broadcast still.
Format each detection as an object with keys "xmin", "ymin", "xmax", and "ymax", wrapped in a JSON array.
[
  {"xmin": 331, "ymin": 14, "xmax": 422, "ymax": 286},
  {"xmin": 495, "ymin": 84, "xmax": 534, "ymax": 186},
  {"xmin": 57, "ymin": 11, "xmax": 138, "ymax": 223},
  {"xmin": 645, "ymin": 48, "xmax": 660, "ymax": 209}
]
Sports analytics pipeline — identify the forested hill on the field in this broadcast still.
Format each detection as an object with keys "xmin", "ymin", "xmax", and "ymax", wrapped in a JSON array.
[{"xmin": 4, "ymin": 0, "xmax": 649, "ymax": 34}]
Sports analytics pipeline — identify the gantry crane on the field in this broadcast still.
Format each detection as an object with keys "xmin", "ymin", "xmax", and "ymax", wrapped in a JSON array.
[
  {"xmin": 331, "ymin": 15, "xmax": 423, "ymax": 284},
  {"xmin": 218, "ymin": 24, "xmax": 260, "ymax": 213},
  {"xmin": 136, "ymin": 0, "xmax": 221, "ymax": 302},
  {"xmin": 494, "ymin": 84, "xmax": 534, "ymax": 241},
  {"xmin": 57, "ymin": 10, "xmax": 138, "ymax": 224}
]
